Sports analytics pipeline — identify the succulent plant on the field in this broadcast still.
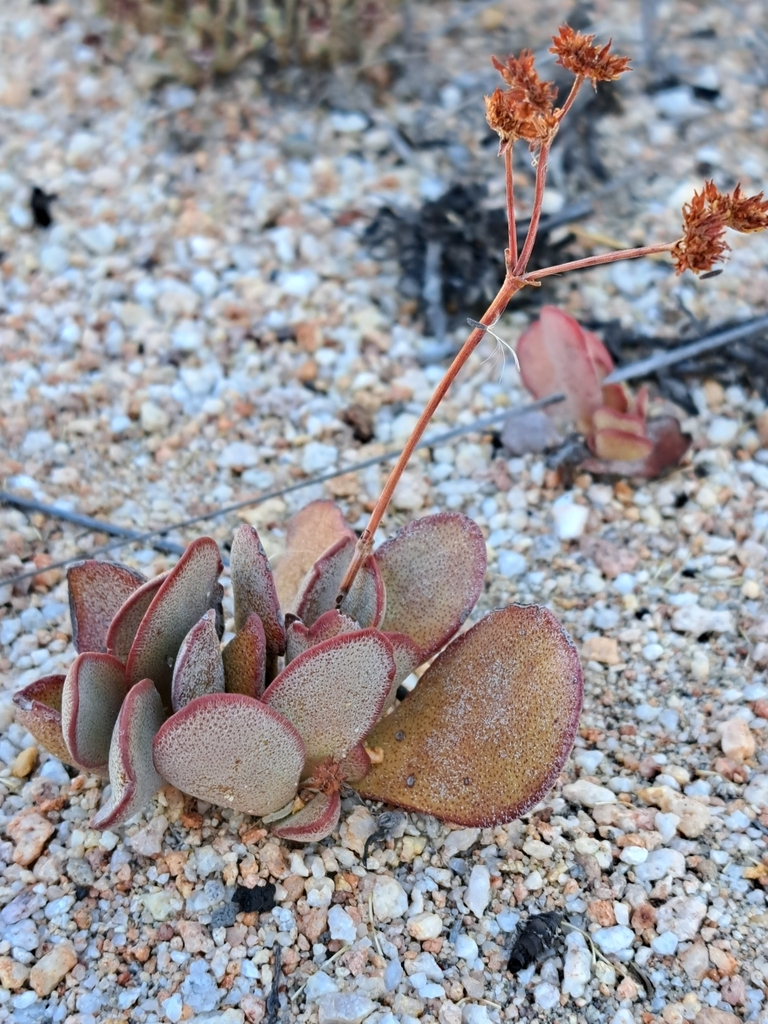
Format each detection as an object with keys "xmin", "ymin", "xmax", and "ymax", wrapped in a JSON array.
[
  {"xmin": 13, "ymin": 501, "xmax": 582, "ymax": 841},
  {"xmin": 517, "ymin": 306, "xmax": 691, "ymax": 478}
]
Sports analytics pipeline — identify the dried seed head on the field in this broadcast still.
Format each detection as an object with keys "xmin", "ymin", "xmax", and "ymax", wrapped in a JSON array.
[
  {"xmin": 485, "ymin": 50, "xmax": 558, "ymax": 152},
  {"xmin": 550, "ymin": 24, "xmax": 631, "ymax": 84},
  {"xmin": 670, "ymin": 181, "xmax": 768, "ymax": 275},
  {"xmin": 491, "ymin": 51, "xmax": 557, "ymax": 113}
]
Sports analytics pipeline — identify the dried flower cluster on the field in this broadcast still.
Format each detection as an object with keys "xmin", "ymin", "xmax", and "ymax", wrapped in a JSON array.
[
  {"xmin": 549, "ymin": 24, "xmax": 631, "ymax": 84},
  {"xmin": 672, "ymin": 181, "xmax": 768, "ymax": 274}
]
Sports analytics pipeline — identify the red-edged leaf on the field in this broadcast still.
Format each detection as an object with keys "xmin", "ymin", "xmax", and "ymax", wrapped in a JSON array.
[
  {"xmin": 91, "ymin": 678, "xmax": 166, "ymax": 829},
  {"xmin": 223, "ymin": 612, "xmax": 267, "ymax": 698},
  {"xmin": 106, "ymin": 572, "xmax": 169, "ymax": 663},
  {"xmin": 600, "ymin": 382, "xmax": 631, "ymax": 413},
  {"xmin": 68, "ymin": 561, "xmax": 146, "ymax": 654},
  {"xmin": 592, "ymin": 406, "xmax": 647, "ymax": 438},
  {"xmin": 171, "ymin": 610, "xmax": 225, "ymax": 712},
  {"xmin": 272, "ymin": 500, "xmax": 354, "ymax": 612},
  {"xmin": 230, "ymin": 525, "xmax": 286, "ymax": 662},
  {"xmin": 12, "ymin": 675, "xmax": 71, "ymax": 765},
  {"xmin": 125, "ymin": 538, "xmax": 223, "ymax": 710},
  {"xmin": 592, "ymin": 427, "xmax": 655, "ymax": 462},
  {"xmin": 381, "ymin": 631, "xmax": 423, "ymax": 710},
  {"xmin": 339, "ymin": 743, "xmax": 371, "ymax": 782},
  {"xmin": 375, "ymin": 513, "xmax": 486, "ymax": 661},
  {"xmin": 153, "ymin": 694, "xmax": 305, "ymax": 817},
  {"xmin": 271, "ymin": 791, "xmax": 341, "ymax": 842},
  {"xmin": 295, "ymin": 537, "xmax": 385, "ymax": 629},
  {"xmin": 285, "ymin": 609, "xmax": 358, "ymax": 664},
  {"xmin": 62, "ymin": 653, "xmax": 130, "ymax": 774},
  {"xmin": 581, "ymin": 415, "xmax": 691, "ymax": 479},
  {"xmin": 516, "ymin": 306, "xmax": 612, "ymax": 432},
  {"xmin": 357, "ymin": 605, "xmax": 583, "ymax": 827},
  {"xmin": 262, "ymin": 630, "xmax": 395, "ymax": 775}
]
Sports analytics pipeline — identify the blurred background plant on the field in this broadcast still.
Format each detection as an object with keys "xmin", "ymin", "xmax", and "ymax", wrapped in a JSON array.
[{"xmin": 100, "ymin": 0, "xmax": 402, "ymax": 82}]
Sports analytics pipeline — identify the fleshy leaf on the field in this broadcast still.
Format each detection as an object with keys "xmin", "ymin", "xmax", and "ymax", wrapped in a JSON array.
[
  {"xmin": 272, "ymin": 500, "xmax": 354, "ymax": 612},
  {"xmin": 592, "ymin": 406, "xmax": 647, "ymax": 438},
  {"xmin": 375, "ymin": 513, "xmax": 486, "ymax": 661},
  {"xmin": 68, "ymin": 561, "xmax": 146, "ymax": 654},
  {"xmin": 262, "ymin": 630, "xmax": 395, "ymax": 774},
  {"xmin": 357, "ymin": 605, "xmax": 583, "ymax": 827},
  {"xmin": 381, "ymin": 631, "xmax": 424, "ymax": 709},
  {"xmin": 581, "ymin": 415, "xmax": 691, "ymax": 479},
  {"xmin": 516, "ymin": 305, "xmax": 613, "ymax": 432},
  {"xmin": 153, "ymin": 693, "xmax": 305, "ymax": 816},
  {"xmin": 339, "ymin": 743, "xmax": 371, "ymax": 782},
  {"xmin": 62, "ymin": 653, "xmax": 130, "ymax": 774},
  {"xmin": 295, "ymin": 537, "xmax": 385, "ymax": 629},
  {"xmin": 125, "ymin": 538, "xmax": 223, "ymax": 710},
  {"xmin": 285, "ymin": 609, "xmax": 358, "ymax": 664},
  {"xmin": 592, "ymin": 427, "xmax": 654, "ymax": 462},
  {"xmin": 106, "ymin": 572, "xmax": 169, "ymax": 663},
  {"xmin": 12, "ymin": 675, "xmax": 71, "ymax": 765},
  {"xmin": 223, "ymin": 612, "xmax": 267, "ymax": 698},
  {"xmin": 230, "ymin": 525, "xmax": 286, "ymax": 664},
  {"xmin": 91, "ymin": 678, "xmax": 166, "ymax": 829},
  {"xmin": 171, "ymin": 610, "xmax": 226, "ymax": 712},
  {"xmin": 270, "ymin": 791, "xmax": 341, "ymax": 842}
]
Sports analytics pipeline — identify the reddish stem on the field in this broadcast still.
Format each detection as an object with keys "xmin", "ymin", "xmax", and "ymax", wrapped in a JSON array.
[
  {"xmin": 524, "ymin": 241, "xmax": 676, "ymax": 281},
  {"xmin": 557, "ymin": 76, "xmax": 583, "ymax": 122},
  {"xmin": 514, "ymin": 139, "xmax": 551, "ymax": 275},
  {"xmin": 505, "ymin": 145, "xmax": 517, "ymax": 269}
]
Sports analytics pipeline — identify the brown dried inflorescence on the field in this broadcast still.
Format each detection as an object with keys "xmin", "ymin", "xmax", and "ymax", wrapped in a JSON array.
[
  {"xmin": 485, "ymin": 49, "xmax": 558, "ymax": 152},
  {"xmin": 550, "ymin": 24, "xmax": 631, "ymax": 84},
  {"xmin": 672, "ymin": 181, "xmax": 768, "ymax": 274}
]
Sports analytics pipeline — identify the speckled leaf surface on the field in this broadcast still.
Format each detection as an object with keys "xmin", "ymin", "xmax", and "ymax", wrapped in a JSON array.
[
  {"xmin": 272, "ymin": 500, "xmax": 354, "ymax": 612},
  {"xmin": 106, "ymin": 572, "xmax": 169, "ymax": 663},
  {"xmin": 62, "ymin": 653, "xmax": 130, "ymax": 774},
  {"xmin": 12, "ymin": 675, "xmax": 71, "ymax": 765},
  {"xmin": 171, "ymin": 610, "xmax": 225, "ymax": 712},
  {"xmin": 270, "ymin": 791, "xmax": 341, "ymax": 842},
  {"xmin": 230, "ymin": 525, "xmax": 286, "ymax": 657},
  {"xmin": 285, "ymin": 609, "xmax": 358, "ymax": 664},
  {"xmin": 295, "ymin": 537, "xmax": 384, "ymax": 629},
  {"xmin": 357, "ymin": 605, "xmax": 583, "ymax": 827},
  {"xmin": 375, "ymin": 513, "xmax": 486, "ymax": 661},
  {"xmin": 339, "ymin": 743, "xmax": 371, "ymax": 782},
  {"xmin": 262, "ymin": 630, "xmax": 395, "ymax": 773},
  {"xmin": 381, "ymin": 631, "xmax": 424, "ymax": 709},
  {"xmin": 68, "ymin": 561, "xmax": 146, "ymax": 654},
  {"xmin": 153, "ymin": 693, "xmax": 305, "ymax": 817},
  {"xmin": 91, "ymin": 678, "xmax": 166, "ymax": 830},
  {"xmin": 223, "ymin": 612, "xmax": 267, "ymax": 698},
  {"xmin": 125, "ymin": 538, "xmax": 223, "ymax": 709}
]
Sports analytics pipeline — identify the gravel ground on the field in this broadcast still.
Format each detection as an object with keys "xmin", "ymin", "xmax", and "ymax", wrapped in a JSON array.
[{"xmin": 2, "ymin": 1, "xmax": 768, "ymax": 1023}]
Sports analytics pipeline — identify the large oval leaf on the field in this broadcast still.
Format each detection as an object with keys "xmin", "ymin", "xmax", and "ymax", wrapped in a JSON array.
[
  {"xmin": 91, "ymin": 678, "xmax": 166, "ymax": 830},
  {"xmin": 271, "ymin": 791, "xmax": 341, "ymax": 842},
  {"xmin": 12, "ymin": 675, "xmax": 71, "ymax": 765},
  {"xmin": 125, "ymin": 538, "xmax": 223, "ymax": 710},
  {"xmin": 171, "ymin": 610, "xmax": 225, "ymax": 712},
  {"xmin": 262, "ymin": 630, "xmax": 395, "ymax": 774},
  {"xmin": 106, "ymin": 572, "xmax": 169, "ymax": 663},
  {"xmin": 230, "ymin": 525, "xmax": 286, "ymax": 661},
  {"xmin": 357, "ymin": 605, "xmax": 583, "ymax": 827},
  {"xmin": 375, "ymin": 513, "xmax": 486, "ymax": 660},
  {"xmin": 295, "ymin": 537, "xmax": 385, "ymax": 629},
  {"xmin": 153, "ymin": 694, "xmax": 305, "ymax": 817},
  {"xmin": 68, "ymin": 561, "xmax": 146, "ymax": 654},
  {"xmin": 62, "ymin": 653, "xmax": 130, "ymax": 774},
  {"xmin": 272, "ymin": 500, "xmax": 354, "ymax": 612}
]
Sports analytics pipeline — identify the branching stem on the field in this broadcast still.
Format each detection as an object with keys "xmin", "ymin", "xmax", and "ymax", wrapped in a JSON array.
[{"xmin": 505, "ymin": 145, "xmax": 517, "ymax": 269}]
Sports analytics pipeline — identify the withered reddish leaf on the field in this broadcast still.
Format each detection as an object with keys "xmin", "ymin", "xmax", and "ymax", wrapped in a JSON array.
[
  {"xmin": 339, "ymin": 743, "xmax": 371, "ymax": 782},
  {"xmin": 516, "ymin": 306, "xmax": 612, "ymax": 432},
  {"xmin": 582, "ymin": 415, "xmax": 691, "ymax": 479},
  {"xmin": 153, "ymin": 693, "xmax": 305, "ymax": 817},
  {"xmin": 171, "ymin": 610, "xmax": 226, "ymax": 712},
  {"xmin": 91, "ymin": 678, "xmax": 166, "ymax": 830},
  {"xmin": 68, "ymin": 561, "xmax": 146, "ymax": 654},
  {"xmin": 12, "ymin": 675, "xmax": 71, "ymax": 765},
  {"xmin": 375, "ymin": 513, "xmax": 486, "ymax": 661},
  {"xmin": 62, "ymin": 653, "xmax": 130, "ymax": 774},
  {"xmin": 262, "ymin": 629, "xmax": 395, "ymax": 775},
  {"xmin": 357, "ymin": 605, "xmax": 583, "ymax": 827},
  {"xmin": 600, "ymin": 381, "xmax": 631, "ymax": 413},
  {"xmin": 106, "ymin": 572, "xmax": 169, "ymax": 663},
  {"xmin": 230, "ymin": 525, "xmax": 286, "ymax": 658},
  {"xmin": 272, "ymin": 500, "xmax": 354, "ymax": 612},
  {"xmin": 296, "ymin": 537, "xmax": 385, "ymax": 629},
  {"xmin": 285, "ymin": 609, "xmax": 358, "ymax": 664},
  {"xmin": 270, "ymin": 791, "xmax": 341, "ymax": 842},
  {"xmin": 126, "ymin": 538, "xmax": 223, "ymax": 710},
  {"xmin": 223, "ymin": 612, "xmax": 267, "ymax": 698},
  {"xmin": 592, "ymin": 406, "xmax": 647, "ymax": 438},
  {"xmin": 592, "ymin": 427, "xmax": 654, "ymax": 462}
]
